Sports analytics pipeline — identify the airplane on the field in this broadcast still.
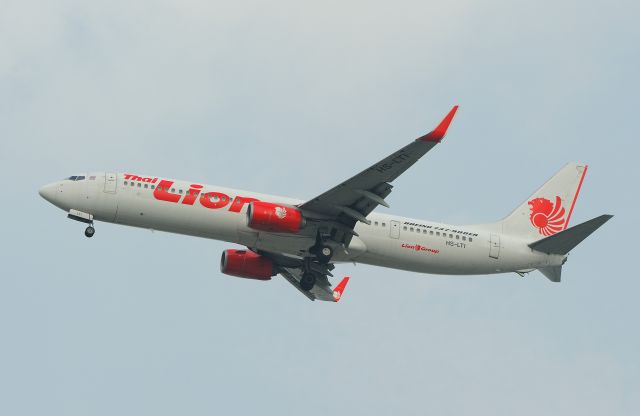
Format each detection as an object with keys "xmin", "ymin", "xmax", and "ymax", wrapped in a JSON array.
[{"xmin": 38, "ymin": 106, "xmax": 612, "ymax": 302}]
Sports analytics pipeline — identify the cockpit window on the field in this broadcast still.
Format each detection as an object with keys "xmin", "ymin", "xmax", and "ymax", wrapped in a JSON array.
[
  {"xmin": 76, "ymin": 176, "xmax": 85, "ymax": 181},
  {"xmin": 65, "ymin": 175, "xmax": 86, "ymax": 181},
  {"xmin": 67, "ymin": 176, "xmax": 77, "ymax": 181}
]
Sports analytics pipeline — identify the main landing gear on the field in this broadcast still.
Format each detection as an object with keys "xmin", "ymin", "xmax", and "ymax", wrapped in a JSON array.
[
  {"xmin": 300, "ymin": 272, "xmax": 316, "ymax": 291},
  {"xmin": 315, "ymin": 245, "xmax": 333, "ymax": 264},
  {"xmin": 310, "ymin": 232, "xmax": 334, "ymax": 264},
  {"xmin": 298, "ymin": 255, "xmax": 335, "ymax": 292}
]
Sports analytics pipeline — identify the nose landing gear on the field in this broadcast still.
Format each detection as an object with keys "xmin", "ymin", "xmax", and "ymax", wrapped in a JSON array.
[
  {"xmin": 67, "ymin": 209, "xmax": 96, "ymax": 238},
  {"xmin": 84, "ymin": 225, "xmax": 95, "ymax": 238}
]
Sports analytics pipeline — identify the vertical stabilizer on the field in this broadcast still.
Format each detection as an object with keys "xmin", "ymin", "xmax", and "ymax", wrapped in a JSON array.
[
  {"xmin": 539, "ymin": 266, "xmax": 562, "ymax": 282},
  {"xmin": 500, "ymin": 163, "xmax": 587, "ymax": 241}
]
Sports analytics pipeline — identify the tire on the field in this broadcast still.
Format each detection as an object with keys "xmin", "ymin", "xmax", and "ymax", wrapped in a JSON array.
[
  {"xmin": 316, "ymin": 245, "xmax": 333, "ymax": 264},
  {"xmin": 300, "ymin": 272, "xmax": 316, "ymax": 291},
  {"xmin": 85, "ymin": 226, "xmax": 95, "ymax": 238}
]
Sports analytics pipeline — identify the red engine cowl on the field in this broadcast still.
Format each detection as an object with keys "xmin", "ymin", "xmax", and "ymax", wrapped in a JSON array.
[
  {"xmin": 246, "ymin": 201, "xmax": 305, "ymax": 234},
  {"xmin": 220, "ymin": 249, "xmax": 275, "ymax": 280}
]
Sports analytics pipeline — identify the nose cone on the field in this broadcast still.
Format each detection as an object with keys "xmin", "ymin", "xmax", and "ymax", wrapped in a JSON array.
[{"xmin": 39, "ymin": 183, "xmax": 58, "ymax": 205}]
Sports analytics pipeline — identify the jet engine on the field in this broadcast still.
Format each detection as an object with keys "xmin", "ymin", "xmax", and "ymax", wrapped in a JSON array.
[
  {"xmin": 246, "ymin": 201, "xmax": 305, "ymax": 233},
  {"xmin": 220, "ymin": 249, "xmax": 275, "ymax": 280}
]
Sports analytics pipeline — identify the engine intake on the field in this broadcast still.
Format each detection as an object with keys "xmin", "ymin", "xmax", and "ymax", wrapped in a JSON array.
[
  {"xmin": 247, "ymin": 201, "xmax": 305, "ymax": 234},
  {"xmin": 220, "ymin": 249, "xmax": 275, "ymax": 280}
]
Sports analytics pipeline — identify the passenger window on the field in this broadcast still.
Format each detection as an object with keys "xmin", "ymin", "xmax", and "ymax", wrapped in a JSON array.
[
  {"xmin": 449, "ymin": 234, "xmax": 453, "ymax": 238},
  {"xmin": 124, "ymin": 181, "xmax": 128, "ymax": 186},
  {"xmin": 179, "ymin": 189, "xmax": 183, "ymax": 194},
  {"xmin": 436, "ymin": 232, "xmax": 440, "ymax": 236},
  {"xmin": 171, "ymin": 188, "xmax": 175, "ymax": 192},
  {"xmin": 382, "ymin": 223, "xmax": 386, "ymax": 227},
  {"xmin": 456, "ymin": 235, "xmax": 459, "ymax": 239},
  {"xmin": 469, "ymin": 237, "xmax": 473, "ymax": 242},
  {"xmin": 375, "ymin": 221, "xmax": 379, "ymax": 226},
  {"xmin": 144, "ymin": 184, "xmax": 148, "ymax": 189},
  {"xmin": 403, "ymin": 226, "xmax": 407, "ymax": 231},
  {"xmin": 151, "ymin": 185, "xmax": 155, "ymax": 189},
  {"xmin": 410, "ymin": 227, "xmax": 414, "ymax": 232},
  {"xmin": 423, "ymin": 229, "xmax": 427, "ymax": 234},
  {"xmin": 430, "ymin": 231, "xmax": 434, "ymax": 235},
  {"xmin": 137, "ymin": 183, "xmax": 141, "ymax": 187},
  {"xmin": 462, "ymin": 236, "xmax": 466, "ymax": 241}
]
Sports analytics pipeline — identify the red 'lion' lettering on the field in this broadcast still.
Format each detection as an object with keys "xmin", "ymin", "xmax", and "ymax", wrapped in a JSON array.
[
  {"xmin": 200, "ymin": 192, "xmax": 230, "ymax": 209},
  {"xmin": 154, "ymin": 180, "xmax": 181, "ymax": 203},
  {"xmin": 148, "ymin": 175, "xmax": 263, "ymax": 214},
  {"xmin": 181, "ymin": 184, "xmax": 203, "ymax": 206}
]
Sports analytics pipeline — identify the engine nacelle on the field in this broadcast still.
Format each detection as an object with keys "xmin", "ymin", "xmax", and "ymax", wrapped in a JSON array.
[
  {"xmin": 246, "ymin": 201, "xmax": 305, "ymax": 234},
  {"xmin": 220, "ymin": 249, "xmax": 275, "ymax": 280}
]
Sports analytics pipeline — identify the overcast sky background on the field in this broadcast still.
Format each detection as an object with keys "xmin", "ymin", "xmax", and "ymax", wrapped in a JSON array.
[{"xmin": 1, "ymin": 0, "xmax": 638, "ymax": 414}]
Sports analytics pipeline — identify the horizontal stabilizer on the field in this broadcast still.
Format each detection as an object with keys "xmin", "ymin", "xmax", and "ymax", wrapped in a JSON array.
[{"xmin": 529, "ymin": 214, "xmax": 613, "ymax": 255}]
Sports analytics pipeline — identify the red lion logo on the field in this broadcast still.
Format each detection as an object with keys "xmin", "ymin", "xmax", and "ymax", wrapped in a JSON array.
[{"xmin": 528, "ymin": 196, "xmax": 566, "ymax": 236}]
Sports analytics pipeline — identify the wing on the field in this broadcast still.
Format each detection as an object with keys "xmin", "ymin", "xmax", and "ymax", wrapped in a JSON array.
[
  {"xmin": 249, "ymin": 107, "xmax": 457, "ymax": 302},
  {"xmin": 299, "ymin": 106, "xmax": 458, "ymax": 245}
]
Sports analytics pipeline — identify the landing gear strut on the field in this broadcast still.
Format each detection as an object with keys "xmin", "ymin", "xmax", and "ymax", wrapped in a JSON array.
[
  {"xmin": 309, "ymin": 230, "xmax": 333, "ymax": 264},
  {"xmin": 84, "ymin": 225, "xmax": 95, "ymax": 238},
  {"xmin": 310, "ymin": 232, "xmax": 334, "ymax": 264},
  {"xmin": 316, "ymin": 245, "xmax": 333, "ymax": 263}
]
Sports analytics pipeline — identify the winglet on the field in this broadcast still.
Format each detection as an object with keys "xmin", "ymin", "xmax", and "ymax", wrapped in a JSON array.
[
  {"xmin": 332, "ymin": 277, "xmax": 350, "ymax": 302},
  {"xmin": 418, "ymin": 105, "xmax": 459, "ymax": 142}
]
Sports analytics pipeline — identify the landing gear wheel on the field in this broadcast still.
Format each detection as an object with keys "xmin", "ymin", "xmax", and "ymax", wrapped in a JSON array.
[
  {"xmin": 84, "ymin": 226, "xmax": 95, "ymax": 238},
  {"xmin": 316, "ymin": 245, "xmax": 333, "ymax": 264},
  {"xmin": 300, "ymin": 272, "xmax": 316, "ymax": 291}
]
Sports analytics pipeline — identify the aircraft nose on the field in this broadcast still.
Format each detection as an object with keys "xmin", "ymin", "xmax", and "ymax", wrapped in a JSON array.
[{"xmin": 38, "ymin": 183, "xmax": 58, "ymax": 204}]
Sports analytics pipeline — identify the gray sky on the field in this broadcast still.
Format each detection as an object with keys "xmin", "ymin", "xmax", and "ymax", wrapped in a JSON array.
[{"xmin": 1, "ymin": 0, "xmax": 638, "ymax": 414}]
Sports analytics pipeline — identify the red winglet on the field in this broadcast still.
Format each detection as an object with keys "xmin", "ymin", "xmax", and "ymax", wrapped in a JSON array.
[
  {"xmin": 418, "ymin": 105, "xmax": 459, "ymax": 142},
  {"xmin": 332, "ymin": 277, "xmax": 350, "ymax": 302}
]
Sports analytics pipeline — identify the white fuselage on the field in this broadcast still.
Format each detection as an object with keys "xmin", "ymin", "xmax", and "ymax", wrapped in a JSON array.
[{"xmin": 39, "ymin": 172, "xmax": 565, "ymax": 276}]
